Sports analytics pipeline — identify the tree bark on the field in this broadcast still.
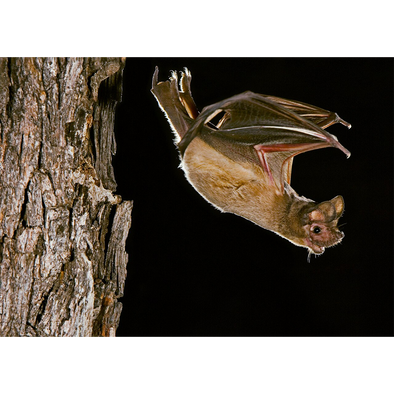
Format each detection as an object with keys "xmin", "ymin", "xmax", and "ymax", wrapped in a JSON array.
[{"xmin": 0, "ymin": 57, "xmax": 132, "ymax": 336}]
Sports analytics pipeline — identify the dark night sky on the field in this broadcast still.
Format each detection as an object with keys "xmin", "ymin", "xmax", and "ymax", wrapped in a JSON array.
[{"xmin": 113, "ymin": 58, "xmax": 393, "ymax": 336}]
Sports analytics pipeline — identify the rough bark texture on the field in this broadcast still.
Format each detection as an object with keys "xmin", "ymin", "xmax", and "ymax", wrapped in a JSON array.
[{"xmin": 0, "ymin": 57, "xmax": 132, "ymax": 336}]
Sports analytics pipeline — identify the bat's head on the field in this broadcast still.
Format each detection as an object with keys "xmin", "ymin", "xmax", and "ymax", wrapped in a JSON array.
[{"xmin": 302, "ymin": 195, "xmax": 345, "ymax": 255}]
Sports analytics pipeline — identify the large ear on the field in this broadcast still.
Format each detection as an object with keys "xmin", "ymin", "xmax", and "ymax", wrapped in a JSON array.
[
  {"xmin": 330, "ymin": 195, "xmax": 345, "ymax": 218},
  {"xmin": 308, "ymin": 196, "xmax": 345, "ymax": 222},
  {"xmin": 309, "ymin": 201, "xmax": 336, "ymax": 222}
]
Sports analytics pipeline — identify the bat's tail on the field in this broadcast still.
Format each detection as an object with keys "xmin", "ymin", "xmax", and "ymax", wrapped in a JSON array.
[{"xmin": 151, "ymin": 67, "xmax": 198, "ymax": 142}]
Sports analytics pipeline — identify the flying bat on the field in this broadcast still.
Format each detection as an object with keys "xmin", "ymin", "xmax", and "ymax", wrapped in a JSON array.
[{"xmin": 151, "ymin": 67, "xmax": 351, "ymax": 259}]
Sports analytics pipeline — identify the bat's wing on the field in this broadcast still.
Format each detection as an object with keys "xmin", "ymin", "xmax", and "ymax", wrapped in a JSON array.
[
  {"xmin": 262, "ymin": 95, "xmax": 352, "ymax": 130},
  {"xmin": 178, "ymin": 91, "xmax": 351, "ymax": 192}
]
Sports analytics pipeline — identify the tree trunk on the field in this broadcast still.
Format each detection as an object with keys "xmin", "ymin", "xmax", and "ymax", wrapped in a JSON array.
[{"xmin": 0, "ymin": 57, "xmax": 132, "ymax": 336}]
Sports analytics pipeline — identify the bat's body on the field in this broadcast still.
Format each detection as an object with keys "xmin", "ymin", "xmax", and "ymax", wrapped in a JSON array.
[{"xmin": 151, "ymin": 67, "xmax": 350, "ymax": 257}]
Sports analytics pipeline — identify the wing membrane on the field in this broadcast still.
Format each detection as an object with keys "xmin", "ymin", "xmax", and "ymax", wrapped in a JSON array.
[{"xmin": 178, "ymin": 91, "xmax": 350, "ymax": 192}]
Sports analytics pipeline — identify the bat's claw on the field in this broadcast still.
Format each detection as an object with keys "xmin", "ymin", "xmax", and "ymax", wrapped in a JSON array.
[
  {"xmin": 339, "ymin": 117, "xmax": 352, "ymax": 129},
  {"xmin": 152, "ymin": 66, "xmax": 159, "ymax": 88}
]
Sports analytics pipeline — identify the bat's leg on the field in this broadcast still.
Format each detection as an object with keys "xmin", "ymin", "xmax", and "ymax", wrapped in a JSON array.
[
  {"xmin": 179, "ymin": 69, "xmax": 199, "ymax": 120},
  {"xmin": 316, "ymin": 112, "xmax": 352, "ymax": 129},
  {"xmin": 180, "ymin": 92, "xmax": 199, "ymax": 119}
]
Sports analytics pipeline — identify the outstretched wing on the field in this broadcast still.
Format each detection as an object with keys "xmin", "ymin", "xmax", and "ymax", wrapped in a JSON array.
[
  {"xmin": 262, "ymin": 95, "xmax": 352, "ymax": 130},
  {"xmin": 178, "ymin": 91, "xmax": 351, "ymax": 192}
]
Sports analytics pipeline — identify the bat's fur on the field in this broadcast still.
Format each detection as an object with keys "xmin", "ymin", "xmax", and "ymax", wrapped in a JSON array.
[
  {"xmin": 151, "ymin": 67, "xmax": 347, "ymax": 257},
  {"xmin": 182, "ymin": 137, "xmax": 343, "ymax": 253}
]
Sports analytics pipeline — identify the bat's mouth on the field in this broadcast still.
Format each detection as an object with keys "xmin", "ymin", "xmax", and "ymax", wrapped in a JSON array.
[
  {"xmin": 304, "ymin": 238, "xmax": 325, "ymax": 255},
  {"xmin": 310, "ymin": 245, "xmax": 325, "ymax": 255}
]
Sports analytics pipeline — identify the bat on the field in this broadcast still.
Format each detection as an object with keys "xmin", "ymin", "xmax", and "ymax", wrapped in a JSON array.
[{"xmin": 151, "ymin": 66, "xmax": 351, "ymax": 260}]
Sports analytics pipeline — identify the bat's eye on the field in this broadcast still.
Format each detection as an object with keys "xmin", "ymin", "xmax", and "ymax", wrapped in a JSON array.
[{"xmin": 313, "ymin": 226, "xmax": 321, "ymax": 234}]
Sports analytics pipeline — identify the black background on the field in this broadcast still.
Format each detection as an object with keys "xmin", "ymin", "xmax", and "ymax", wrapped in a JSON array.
[{"xmin": 114, "ymin": 58, "xmax": 393, "ymax": 336}]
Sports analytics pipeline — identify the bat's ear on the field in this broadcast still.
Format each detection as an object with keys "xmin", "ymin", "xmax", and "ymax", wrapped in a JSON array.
[
  {"xmin": 309, "ymin": 204, "xmax": 333, "ymax": 222},
  {"xmin": 308, "ymin": 195, "xmax": 345, "ymax": 223},
  {"xmin": 330, "ymin": 195, "xmax": 345, "ymax": 218}
]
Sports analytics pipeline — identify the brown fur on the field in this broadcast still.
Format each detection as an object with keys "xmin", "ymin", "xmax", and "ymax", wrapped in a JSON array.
[{"xmin": 182, "ymin": 137, "xmax": 319, "ymax": 249}]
